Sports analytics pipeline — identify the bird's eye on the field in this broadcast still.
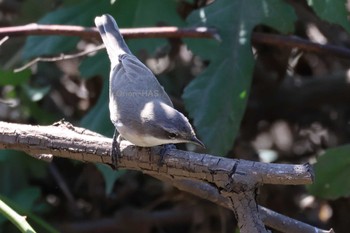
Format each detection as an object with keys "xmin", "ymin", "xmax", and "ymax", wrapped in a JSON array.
[{"xmin": 168, "ymin": 133, "xmax": 177, "ymax": 139}]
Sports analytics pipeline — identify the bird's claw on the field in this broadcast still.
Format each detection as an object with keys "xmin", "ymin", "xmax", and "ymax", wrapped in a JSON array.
[
  {"xmin": 158, "ymin": 144, "xmax": 176, "ymax": 166},
  {"xmin": 111, "ymin": 130, "xmax": 121, "ymax": 170}
]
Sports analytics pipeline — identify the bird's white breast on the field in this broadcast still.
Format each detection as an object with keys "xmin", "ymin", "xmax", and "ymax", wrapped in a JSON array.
[{"xmin": 115, "ymin": 120, "xmax": 178, "ymax": 147}]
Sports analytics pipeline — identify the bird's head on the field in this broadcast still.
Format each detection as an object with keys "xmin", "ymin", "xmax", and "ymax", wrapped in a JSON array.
[{"xmin": 141, "ymin": 102, "xmax": 205, "ymax": 148}]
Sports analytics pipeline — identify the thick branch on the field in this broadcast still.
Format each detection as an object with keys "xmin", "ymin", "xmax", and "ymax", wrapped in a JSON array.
[
  {"xmin": 0, "ymin": 121, "xmax": 328, "ymax": 233},
  {"xmin": 0, "ymin": 121, "xmax": 313, "ymax": 189},
  {"xmin": 229, "ymin": 191, "xmax": 267, "ymax": 233}
]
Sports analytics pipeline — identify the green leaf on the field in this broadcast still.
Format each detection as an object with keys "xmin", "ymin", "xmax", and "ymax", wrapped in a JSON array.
[
  {"xmin": 22, "ymin": 0, "xmax": 110, "ymax": 60},
  {"xmin": 96, "ymin": 164, "xmax": 126, "ymax": 195},
  {"xmin": 124, "ymin": 0, "xmax": 185, "ymax": 54},
  {"xmin": 80, "ymin": 80, "xmax": 113, "ymax": 136},
  {"xmin": 308, "ymin": 145, "xmax": 350, "ymax": 199},
  {"xmin": 80, "ymin": 52, "xmax": 109, "ymax": 79},
  {"xmin": 0, "ymin": 70, "xmax": 31, "ymax": 86},
  {"xmin": 22, "ymin": 84, "xmax": 51, "ymax": 102},
  {"xmin": 80, "ymin": 50, "xmax": 113, "ymax": 135},
  {"xmin": 307, "ymin": 0, "xmax": 350, "ymax": 33},
  {"xmin": 13, "ymin": 188, "xmax": 41, "ymax": 211},
  {"xmin": 0, "ymin": 150, "xmax": 47, "ymax": 196},
  {"xmin": 183, "ymin": 0, "xmax": 296, "ymax": 155}
]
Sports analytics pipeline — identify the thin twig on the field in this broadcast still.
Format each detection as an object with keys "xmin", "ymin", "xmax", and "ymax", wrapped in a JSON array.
[
  {"xmin": 252, "ymin": 32, "xmax": 350, "ymax": 59},
  {"xmin": 0, "ymin": 36, "xmax": 9, "ymax": 46},
  {"xmin": 14, "ymin": 44, "xmax": 105, "ymax": 72}
]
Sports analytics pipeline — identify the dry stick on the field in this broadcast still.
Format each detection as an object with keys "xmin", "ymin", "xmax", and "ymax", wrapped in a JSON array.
[
  {"xmin": 0, "ymin": 24, "xmax": 217, "ymax": 39},
  {"xmin": 0, "ymin": 121, "xmax": 328, "ymax": 233},
  {"xmin": 252, "ymin": 32, "xmax": 350, "ymax": 60},
  {"xmin": 0, "ymin": 36, "xmax": 9, "ymax": 46},
  {"xmin": 14, "ymin": 44, "xmax": 105, "ymax": 72}
]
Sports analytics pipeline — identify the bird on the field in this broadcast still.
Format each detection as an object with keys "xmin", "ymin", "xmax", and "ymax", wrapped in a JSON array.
[{"xmin": 94, "ymin": 14, "xmax": 204, "ymax": 168}]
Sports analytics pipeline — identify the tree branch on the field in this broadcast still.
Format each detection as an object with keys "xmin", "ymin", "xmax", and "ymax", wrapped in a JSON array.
[
  {"xmin": 160, "ymin": 177, "xmax": 332, "ymax": 233},
  {"xmin": 0, "ymin": 24, "xmax": 218, "ymax": 40},
  {"xmin": 0, "ymin": 121, "xmax": 313, "ymax": 188},
  {"xmin": 252, "ymin": 32, "xmax": 350, "ymax": 60},
  {"xmin": 1, "ymin": 24, "xmax": 350, "ymax": 60},
  {"xmin": 0, "ymin": 121, "xmax": 330, "ymax": 233}
]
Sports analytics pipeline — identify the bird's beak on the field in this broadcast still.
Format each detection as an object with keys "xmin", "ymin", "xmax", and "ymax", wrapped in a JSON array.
[{"xmin": 190, "ymin": 135, "xmax": 206, "ymax": 148}]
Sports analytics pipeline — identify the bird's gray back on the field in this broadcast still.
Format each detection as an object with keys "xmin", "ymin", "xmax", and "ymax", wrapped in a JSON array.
[{"xmin": 109, "ymin": 54, "xmax": 174, "ymax": 125}]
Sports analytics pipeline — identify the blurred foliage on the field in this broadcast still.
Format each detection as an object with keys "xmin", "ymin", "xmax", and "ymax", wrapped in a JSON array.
[
  {"xmin": 307, "ymin": 0, "xmax": 350, "ymax": 32},
  {"xmin": 0, "ymin": 69, "xmax": 30, "ymax": 85},
  {"xmin": 308, "ymin": 145, "xmax": 350, "ymax": 199},
  {"xmin": 1, "ymin": 0, "xmax": 350, "ymax": 232}
]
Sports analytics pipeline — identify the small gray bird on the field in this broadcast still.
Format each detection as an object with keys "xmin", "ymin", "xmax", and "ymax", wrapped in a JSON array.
[{"xmin": 94, "ymin": 14, "xmax": 204, "ymax": 167}]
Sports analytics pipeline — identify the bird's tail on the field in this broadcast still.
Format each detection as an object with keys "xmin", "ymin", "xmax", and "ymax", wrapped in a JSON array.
[{"xmin": 94, "ymin": 14, "xmax": 131, "ymax": 67}]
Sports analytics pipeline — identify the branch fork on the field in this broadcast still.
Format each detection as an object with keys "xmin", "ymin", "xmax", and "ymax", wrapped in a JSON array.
[{"xmin": 0, "ymin": 121, "xmax": 330, "ymax": 233}]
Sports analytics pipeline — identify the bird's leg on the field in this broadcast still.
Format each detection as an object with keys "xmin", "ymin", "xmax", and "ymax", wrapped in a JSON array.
[
  {"xmin": 158, "ymin": 144, "xmax": 176, "ymax": 166},
  {"xmin": 111, "ymin": 129, "xmax": 121, "ymax": 170}
]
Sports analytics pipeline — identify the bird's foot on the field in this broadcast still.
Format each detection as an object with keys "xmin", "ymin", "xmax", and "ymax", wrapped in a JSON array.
[
  {"xmin": 111, "ymin": 130, "xmax": 122, "ymax": 170},
  {"xmin": 158, "ymin": 144, "xmax": 176, "ymax": 166}
]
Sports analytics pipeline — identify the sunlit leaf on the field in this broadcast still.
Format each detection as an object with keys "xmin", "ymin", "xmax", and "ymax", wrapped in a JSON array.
[{"xmin": 183, "ymin": 0, "xmax": 296, "ymax": 155}]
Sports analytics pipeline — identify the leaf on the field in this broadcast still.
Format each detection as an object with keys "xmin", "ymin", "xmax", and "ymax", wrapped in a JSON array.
[
  {"xmin": 0, "ymin": 70, "xmax": 31, "ymax": 86},
  {"xmin": 96, "ymin": 164, "xmax": 126, "ymax": 195},
  {"xmin": 19, "ymin": 91, "xmax": 56, "ymax": 124},
  {"xmin": 80, "ymin": 79, "xmax": 113, "ymax": 136},
  {"xmin": 183, "ymin": 0, "xmax": 296, "ymax": 155},
  {"xmin": 307, "ymin": 0, "xmax": 350, "ymax": 33},
  {"xmin": 80, "ymin": 52, "xmax": 109, "ymax": 79},
  {"xmin": 0, "ymin": 151, "xmax": 49, "ymax": 229},
  {"xmin": 308, "ymin": 145, "xmax": 350, "ymax": 199},
  {"xmin": 22, "ymin": 0, "xmax": 110, "ymax": 60},
  {"xmin": 80, "ymin": 50, "xmax": 113, "ymax": 135},
  {"xmin": 13, "ymin": 187, "xmax": 41, "ymax": 211},
  {"xmin": 22, "ymin": 84, "xmax": 51, "ymax": 102},
  {"xmin": 124, "ymin": 0, "xmax": 185, "ymax": 54}
]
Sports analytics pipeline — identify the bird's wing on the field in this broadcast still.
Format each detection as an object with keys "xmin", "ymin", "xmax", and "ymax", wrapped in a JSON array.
[{"xmin": 112, "ymin": 54, "xmax": 174, "ymax": 108}]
